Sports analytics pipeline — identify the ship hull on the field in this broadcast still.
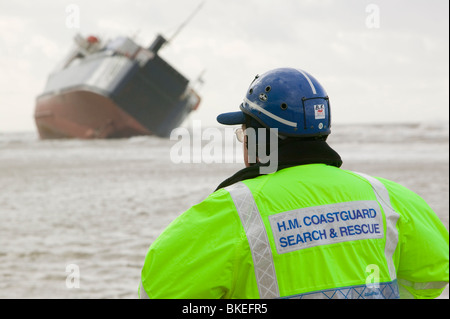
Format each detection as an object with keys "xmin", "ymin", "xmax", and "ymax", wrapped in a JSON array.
[
  {"xmin": 34, "ymin": 35, "xmax": 201, "ymax": 140},
  {"xmin": 35, "ymin": 89, "xmax": 152, "ymax": 139}
]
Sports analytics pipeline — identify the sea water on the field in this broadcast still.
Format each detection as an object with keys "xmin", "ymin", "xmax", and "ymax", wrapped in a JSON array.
[{"xmin": 0, "ymin": 122, "xmax": 448, "ymax": 299}]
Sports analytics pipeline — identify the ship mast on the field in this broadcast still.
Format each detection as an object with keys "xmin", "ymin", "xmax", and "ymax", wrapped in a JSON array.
[
  {"xmin": 148, "ymin": 1, "xmax": 206, "ymax": 54},
  {"xmin": 167, "ymin": 0, "xmax": 206, "ymax": 44}
]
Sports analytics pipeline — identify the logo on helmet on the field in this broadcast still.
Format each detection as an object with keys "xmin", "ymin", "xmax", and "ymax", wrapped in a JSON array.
[{"xmin": 314, "ymin": 104, "xmax": 326, "ymax": 119}]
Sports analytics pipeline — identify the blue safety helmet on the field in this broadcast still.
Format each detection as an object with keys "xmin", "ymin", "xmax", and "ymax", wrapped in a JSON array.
[{"xmin": 217, "ymin": 68, "xmax": 331, "ymax": 137}]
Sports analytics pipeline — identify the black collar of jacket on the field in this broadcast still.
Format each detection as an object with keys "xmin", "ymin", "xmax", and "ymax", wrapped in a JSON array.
[{"xmin": 215, "ymin": 140, "xmax": 343, "ymax": 191}]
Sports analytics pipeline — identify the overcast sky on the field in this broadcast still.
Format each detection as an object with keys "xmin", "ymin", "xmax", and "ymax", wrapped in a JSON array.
[{"xmin": 0, "ymin": 0, "xmax": 448, "ymax": 132}]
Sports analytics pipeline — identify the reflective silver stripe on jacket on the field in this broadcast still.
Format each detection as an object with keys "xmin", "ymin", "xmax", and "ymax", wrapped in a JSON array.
[
  {"xmin": 398, "ymin": 278, "xmax": 448, "ymax": 298},
  {"xmin": 225, "ymin": 182, "xmax": 280, "ymax": 299},
  {"xmin": 284, "ymin": 280, "xmax": 399, "ymax": 299},
  {"xmin": 352, "ymin": 172, "xmax": 400, "ymax": 281},
  {"xmin": 225, "ymin": 172, "xmax": 400, "ymax": 299},
  {"xmin": 399, "ymin": 279, "xmax": 448, "ymax": 290}
]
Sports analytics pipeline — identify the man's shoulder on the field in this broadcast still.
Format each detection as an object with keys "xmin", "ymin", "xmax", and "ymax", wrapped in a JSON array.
[{"xmin": 374, "ymin": 176, "xmax": 424, "ymax": 201}]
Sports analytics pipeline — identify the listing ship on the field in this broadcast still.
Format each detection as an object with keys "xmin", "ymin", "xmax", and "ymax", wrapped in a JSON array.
[{"xmin": 34, "ymin": 32, "xmax": 201, "ymax": 139}]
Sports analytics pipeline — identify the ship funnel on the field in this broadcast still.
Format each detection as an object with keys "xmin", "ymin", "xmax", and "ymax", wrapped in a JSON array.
[{"xmin": 149, "ymin": 34, "xmax": 167, "ymax": 53}]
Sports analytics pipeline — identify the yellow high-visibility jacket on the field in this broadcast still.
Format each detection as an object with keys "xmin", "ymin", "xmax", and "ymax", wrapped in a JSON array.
[{"xmin": 140, "ymin": 164, "xmax": 449, "ymax": 299}]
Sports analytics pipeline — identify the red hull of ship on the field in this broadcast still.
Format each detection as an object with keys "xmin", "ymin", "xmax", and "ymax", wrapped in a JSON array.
[{"xmin": 34, "ymin": 90, "xmax": 152, "ymax": 139}]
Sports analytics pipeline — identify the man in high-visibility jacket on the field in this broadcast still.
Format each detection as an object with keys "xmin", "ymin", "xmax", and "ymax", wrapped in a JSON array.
[{"xmin": 139, "ymin": 68, "xmax": 449, "ymax": 299}]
